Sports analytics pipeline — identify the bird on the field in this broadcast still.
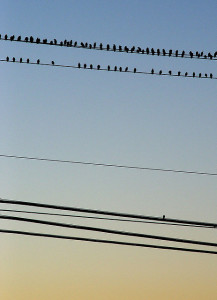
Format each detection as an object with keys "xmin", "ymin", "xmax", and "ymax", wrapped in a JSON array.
[
  {"xmin": 200, "ymin": 51, "xmax": 204, "ymax": 56},
  {"xmin": 37, "ymin": 59, "xmax": 40, "ymax": 64},
  {"xmin": 30, "ymin": 36, "xmax": 34, "ymax": 42},
  {"xmin": 175, "ymin": 50, "xmax": 178, "ymax": 57},
  {"xmin": 210, "ymin": 73, "xmax": 213, "ymax": 79},
  {"xmin": 181, "ymin": 50, "xmax": 185, "ymax": 57},
  {"xmin": 74, "ymin": 41, "xmax": 77, "ymax": 47},
  {"xmin": 131, "ymin": 46, "xmax": 135, "ymax": 53},
  {"xmin": 204, "ymin": 55, "xmax": 207, "ymax": 59},
  {"xmin": 93, "ymin": 42, "xmax": 96, "ymax": 48},
  {"xmin": 107, "ymin": 65, "xmax": 110, "ymax": 71},
  {"xmin": 50, "ymin": 41, "xmax": 53, "ymax": 45},
  {"xmin": 151, "ymin": 68, "xmax": 154, "ymax": 74},
  {"xmin": 89, "ymin": 44, "xmax": 92, "ymax": 49},
  {"xmin": 106, "ymin": 44, "xmax": 110, "ymax": 50},
  {"xmin": 214, "ymin": 51, "xmax": 217, "ymax": 57},
  {"xmin": 162, "ymin": 49, "xmax": 166, "ymax": 56},
  {"xmin": 10, "ymin": 35, "xmax": 15, "ymax": 41},
  {"xmin": 25, "ymin": 37, "xmax": 28, "ymax": 42},
  {"xmin": 168, "ymin": 49, "xmax": 172, "ymax": 56},
  {"xmin": 157, "ymin": 49, "xmax": 160, "ymax": 56},
  {"xmin": 27, "ymin": 58, "xmax": 30, "ymax": 63},
  {"xmin": 142, "ymin": 49, "xmax": 145, "ymax": 54},
  {"xmin": 97, "ymin": 65, "xmax": 100, "ymax": 70},
  {"xmin": 146, "ymin": 47, "xmax": 150, "ymax": 54},
  {"xmin": 113, "ymin": 44, "xmax": 116, "ymax": 51},
  {"xmin": 163, "ymin": 215, "xmax": 165, "ymax": 219},
  {"xmin": 54, "ymin": 39, "xmax": 57, "ymax": 45},
  {"xmin": 6, "ymin": 56, "xmax": 9, "ymax": 62},
  {"xmin": 36, "ymin": 38, "xmax": 40, "ymax": 43},
  {"xmin": 64, "ymin": 39, "xmax": 67, "ymax": 45},
  {"xmin": 60, "ymin": 41, "xmax": 63, "ymax": 46},
  {"xmin": 185, "ymin": 72, "xmax": 188, "ymax": 77},
  {"xmin": 189, "ymin": 51, "xmax": 193, "ymax": 58},
  {"xmin": 208, "ymin": 53, "xmax": 213, "ymax": 60},
  {"xmin": 51, "ymin": 61, "xmax": 55, "ymax": 65},
  {"xmin": 168, "ymin": 70, "xmax": 172, "ymax": 75},
  {"xmin": 192, "ymin": 72, "xmax": 195, "ymax": 77},
  {"xmin": 12, "ymin": 57, "xmax": 15, "ymax": 62},
  {"xmin": 99, "ymin": 43, "xmax": 103, "ymax": 50},
  {"xmin": 119, "ymin": 45, "xmax": 122, "ymax": 51},
  {"xmin": 90, "ymin": 64, "xmax": 93, "ymax": 69},
  {"xmin": 178, "ymin": 71, "xmax": 181, "ymax": 76},
  {"xmin": 114, "ymin": 66, "xmax": 117, "ymax": 71},
  {"xmin": 151, "ymin": 48, "xmax": 155, "ymax": 55},
  {"xmin": 85, "ymin": 42, "xmax": 88, "ymax": 48},
  {"xmin": 78, "ymin": 63, "xmax": 81, "ymax": 68},
  {"xmin": 43, "ymin": 39, "xmax": 47, "ymax": 44},
  {"xmin": 133, "ymin": 68, "xmax": 136, "ymax": 73},
  {"xmin": 84, "ymin": 64, "xmax": 87, "ymax": 69},
  {"xmin": 119, "ymin": 67, "xmax": 122, "ymax": 72},
  {"xmin": 125, "ymin": 67, "xmax": 128, "ymax": 72},
  {"xmin": 17, "ymin": 36, "xmax": 21, "ymax": 41},
  {"xmin": 124, "ymin": 46, "xmax": 129, "ymax": 52},
  {"xmin": 137, "ymin": 47, "xmax": 142, "ymax": 52},
  {"xmin": 0, "ymin": 34, "xmax": 1, "ymax": 39},
  {"xmin": 205, "ymin": 73, "xmax": 207, "ymax": 77},
  {"xmin": 80, "ymin": 42, "xmax": 84, "ymax": 47},
  {"xmin": 4, "ymin": 34, "xmax": 8, "ymax": 40},
  {"xmin": 19, "ymin": 58, "xmax": 22, "ymax": 63},
  {"xmin": 159, "ymin": 70, "xmax": 162, "ymax": 75},
  {"xmin": 199, "ymin": 73, "xmax": 201, "ymax": 78}
]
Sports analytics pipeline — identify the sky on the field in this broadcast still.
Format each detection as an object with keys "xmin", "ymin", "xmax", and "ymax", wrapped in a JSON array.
[{"xmin": 0, "ymin": 0, "xmax": 217, "ymax": 299}]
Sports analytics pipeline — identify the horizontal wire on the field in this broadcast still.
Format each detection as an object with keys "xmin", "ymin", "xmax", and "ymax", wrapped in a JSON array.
[
  {"xmin": 1, "ymin": 198, "xmax": 216, "ymax": 228},
  {"xmin": 0, "ymin": 208, "xmax": 211, "ymax": 229},
  {"xmin": 1, "ymin": 229, "xmax": 216, "ymax": 254},
  {"xmin": 0, "ymin": 154, "xmax": 217, "ymax": 176},
  {"xmin": 1, "ymin": 35, "xmax": 217, "ymax": 61},
  {"xmin": 1, "ymin": 58, "xmax": 216, "ymax": 80},
  {"xmin": 0, "ymin": 214, "xmax": 216, "ymax": 247}
]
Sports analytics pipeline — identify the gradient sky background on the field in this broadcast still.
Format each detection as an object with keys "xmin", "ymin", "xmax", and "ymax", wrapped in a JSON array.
[{"xmin": 0, "ymin": 1, "xmax": 217, "ymax": 299}]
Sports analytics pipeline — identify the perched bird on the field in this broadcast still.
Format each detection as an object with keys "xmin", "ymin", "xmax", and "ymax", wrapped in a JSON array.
[
  {"xmin": 141, "ymin": 49, "xmax": 145, "ymax": 54},
  {"xmin": 25, "ymin": 37, "xmax": 28, "ymax": 42},
  {"xmin": 189, "ymin": 51, "xmax": 193, "ymax": 58},
  {"xmin": 208, "ymin": 53, "xmax": 213, "ymax": 59},
  {"xmin": 199, "ymin": 73, "xmax": 201, "ymax": 78},
  {"xmin": 168, "ymin": 49, "xmax": 172, "ymax": 56},
  {"xmin": 168, "ymin": 70, "xmax": 172, "ymax": 75},
  {"xmin": 214, "ymin": 51, "xmax": 217, "ymax": 57},
  {"xmin": 107, "ymin": 65, "xmax": 110, "ymax": 71},
  {"xmin": 89, "ymin": 44, "xmax": 92, "ymax": 49},
  {"xmin": 131, "ymin": 46, "xmax": 135, "ymax": 52},
  {"xmin": 36, "ymin": 38, "xmax": 40, "ymax": 43},
  {"xmin": 133, "ymin": 68, "xmax": 136, "ymax": 73},
  {"xmin": 83, "ymin": 64, "xmax": 86, "ymax": 69},
  {"xmin": 205, "ymin": 73, "xmax": 207, "ymax": 77},
  {"xmin": 200, "ymin": 51, "xmax": 204, "ymax": 56},
  {"xmin": 119, "ymin": 67, "xmax": 122, "ymax": 72},
  {"xmin": 43, "ymin": 39, "xmax": 47, "ymax": 44},
  {"xmin": 30, "ymin": 36, "xmax": 34, "ymax": 42},
  {"xmin": 192, "ymin": 72, "xmax": 195, "ymax": 77},
  {"xmin": 85, "ymin": 42, "xmax": 88, "ymax": 48},
  {"xmin": 0, "ymin": 34, "xmax": 1, "ymax": 39},
  {"xmin": 124, "ymin": 46, "xmax": 129, "ymax": 52},
  {"xmin": 151, "ymin": 48, "xmax": 155, "ymax": 55},
  {"xmin": 50, "ymin": 41, "xmax": 53, "ymax": 45},
  {"xmin": 51, "ymin": 61, "xmax": 55, "ymax": 65},
  {"xmin": 163, "ymin": 215, "xmax": 165, "ymax": 219},
  {"xmin": 178, "ymin": 71, "xmax": 181, "ymax": 76},
  {"xmin": 6, "ymin": 56, "xmax": 9, "ymax": 61},
  {"xmin": 17, "ymin": 36, "xmax": 21, "ymax": 41},
  {"xmin": 175, "ymin": 50, "xmax": 178, "ymax": 57},
  {"xmin": 125, "ymin": 67, "xmax": 128, "ymax": 72},
  {"xmin": 185, "ymin": 72, "xmax": 188, "ymax": 77},
  {"xmin": 159, "ymin": 70, "xmax": 162, "ymax": 75},
  {"xmin": 119, "ymin": 45, "xmax": 122, "ymax": 51},
  {"xmin": 90, "ymin": 64, "xmax": 93, "ymax": 69},
  {"xmin": 146, "ymin": 47, "xmax": 150, "ymax": 54},
  {"xmin": 114, "ymin": 66, "xmax": 117, "ymax": 71},
  {"xmin": 19, "ymin": 58, "xmax": 22, "ymax": 63},
  {"xmin": 60, "ymin": 41, "xmax": 63, "ymax": 46},
  {"xmin": 106, "ymin": 44, "xmax": 110, "ymax": 50},
  {"xmin": 64, "ymin": 39, "xmax": 67, "ymax": 45},
  {"xmin": 12, "ymin": 57, "xmax": 15, "ymax": 62},
  {"xmin": 157, "ymin": 49, "xmax": 160, "ymax": 56},
  {"xmin": 210, "ymin": 73, "xmax": 213, "ymax": 79},
  {"xmin": 37, "ymin": 59, "xmax": 40, "ymax": 64},
  {"xmin": 80, "ymin": 42, "xmax": 84, "ymax": 47},
  {"xmin": 99, "ymin": 43, "xmax": 103, "ymax": 50},
  {"xmin": 74, "ymin": 41, "xmax": 77, "ymax": 47},
  {"xmin": 162, "ymin": 49, "xmax": 166, "ymax": 56},
  {"xmin": 93, "ymin": 42, "xmax": 96, "ymax": 48},
  {"xmin": 54, "ymin": 39, "xmax": 57, "ymax": 45},
  {"xmin": 4, "ymin": 34, "xmax": 8, "ymax": 40},
  {"xmin": 113, "ymin": 44, "xmax": 116, "ymax": 51},
  {"xmin": 97, "ymin": 65, "xmax": 100, "ymax": 70},
  {"xmin": 27, "ymin": 58, "xmax": 30, "ymax": 63},
  {"xmin": 10, "ymin": 35, "xmax": 15, "ymax": 41},
  {"xmin": 204, "ymin": 55, "xmax": 207, "ymax": 59},
  {"xmin": 181, "ymin": 50, "xmax": 185, "ymax": 57},
  {"xmin": 151, "ymin": 68, "xmax": 154, "ymax": 74},
  {"xmin": 137, "ymin": 47, "xmax": 142, "ymax": 52},
  {"xmin": 78, "ymin": 63, "xmax": 81, "ymax": 68}
]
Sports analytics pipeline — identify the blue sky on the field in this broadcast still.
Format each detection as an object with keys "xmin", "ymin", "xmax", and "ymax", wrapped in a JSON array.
[{"xmin": 0, "ymin": 1, "xmax": 217, "ymax": 299}]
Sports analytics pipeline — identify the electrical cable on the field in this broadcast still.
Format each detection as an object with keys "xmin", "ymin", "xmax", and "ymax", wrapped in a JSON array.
[{"xmin": 0, "ymin": 214, "xmax": 216, "ymax": 247}]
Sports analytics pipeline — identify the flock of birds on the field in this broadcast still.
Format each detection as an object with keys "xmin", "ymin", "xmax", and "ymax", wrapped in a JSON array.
[
  {"xmin": 4, "ymin": 56, "xmax": 215, "ymax": 79},
  {"xmin": 1, "ymin": 34, "xmax": 217, "ymax": 60}
]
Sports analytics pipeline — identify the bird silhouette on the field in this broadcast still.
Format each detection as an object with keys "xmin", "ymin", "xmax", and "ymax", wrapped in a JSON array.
[
  {"xmin": 10, "ymin": 35, "xmax": 15, "ymax": 41},
  {"xmin": 133, "ymin": 68, "xmax": 136, "ymax": 73},
  {"xmin": 204, "ymin": 55, "xmax": 207, "ymax": 59},
  {"xmin": 131, "ymin": 46, "xmax": 135, "ymax": 52},
  {"xmin": 163, "ymin": 215, "xmax": 165, "ymax": 219},
  {"xmin": 151, "ymin": 48, "xmax": 155, "ymax": 55},
  {"xmin": 4, "ymin": 34, "xmax": 8, "ymax": 40},
  {"xmin": 43, "ymin": 39, "xmax": 47, "ymax": 44},
  {"xmin": 137, "ymin": 47, "xmax": 142, "ymax": 52},
  {"xmin": 178, "ymin": 71, "xmax": 181, "ymax": 76},
  {"xmin": 119, "ymin": 45, "xmax": 122, "ymax": 51},
  {"xmin": 84, "ymin": 64, "xmax": 87, "ymax": 69},
  {"xmin": 114, "ymin": 66, "xmax": 117, "ymax": 71},
  {"xmin": 36, "ymin": 38, "xmax": 40, "ymax": 43},
  {"xmin": 27, "ymin": 58, "xmax": 30, "ymax": 63},
  {"xmin": 99, "ymin": 43, "xmax": 103, "ymax": 50},
  {"xmin": 185, "ymin": 72, "xmax": 188, "ymax": 77},
  {"xmin": 93, "ymin": 42, "xmax": 96, "ymax": 48},
  {"xmin": 124, "ymin": 46, "xmax": 129, "ymax": 52},
  {"xmin": 12, "ymin": 57, "xmax": 15, "ymax": 62},
  {"xmin": 169, "ymin": 49, "xmax": 172, "ymax": 56},
  {"xmin": 17, "ymin": 36, "xmax": 21, "ymax": 41},
  {"xmin": 199, "ymin": 73, "xmax": 201, "ymax": 78},
  {"xmin": 146, "ymin": 47, "xmax": 150, "ymax": 54},
  {"xmin": 51, "ymin": 61, "xmax": 55, "ymax": 65},
  {"xmin": 80, "ymin": 42, "xmax": 84, "ymax": 47},
  {"xmin": 97, "ymin": 65, "xmax": 100, "ymax": 70},
  {"xmin": 107, "ymin": 44, "xmax": 110, "ymax": 50},
  {"xmin": 50, "ymin": 41, "xmax": 53, "ymax": 45},
  {"xmin": 159, "ymin": 70, "xmax": 162, "ymax": 75},
  {"xmin": 0, "ymin": 34, "xmax": 1, "ymax": 39},
  {"xmin": 107, "ymin": 65, "xmax": 110, "ymax": 71},
  {"xmin": 175, "ymin": 50, "xmax": 178, "ymax": 57},
  {"xmin": 189, "ymin": 51, "xmax": 193, "ymax": 58},
  {"xmin": 54, "ymin": 39, "xmax": 57, "ymax": 45},
  {"xmin": 157, "ymin": 49, "xmax": 160, "ymax": 56},
  {"xmin": 78, "ymin": 63, "xmax": 81, "ymax": 68},
  {"xmin": 6, "ymin": 56, "xmax": 9, "ymax": 62},
  {"xmin": 201, "ymin": 51, "xmax": 204, "ymax": 56},
  {"xmin": 151, "ymin": 68, "xmax": 154, "ymax": 74},
  {"xmin": 142, "ymin": 49, "xmax": 145, "ymax": 54},
  {"xmin": 37, "ymin": 59, "xmax": 40, "ymax": 64},
  {"xmin": 181, "ymin": 51, "xmax": 185, "ymax": 57},
  {"xmin": 168, "ymin": 70, "xmax": 172, "ymax": 75},
  {"xmin": 208, "ymin": 53, "xmax": 213, "ymax": 59},
  {"xmin": 88, "ymin": 44, "xmax": 92, "ymax": 49},
  {"xmin": 113, "ymin": 44, "xmax": 116, "ymax": 51},
  {"xmin": 30, "ymin": 36, "xmax": 34, "ymax": 42},
  {"xmin": 85, "ymin": 42, "xmax": 88, "ymax": 48},
  {"xmin": 90, "ymin": 64, "xmax": 93, "ymax": 69},
  {"xmin": 205, "ymin": 73, "xmax": 207, "ymax": 77},
  {"xmin": 192, "ymin": 72, "xmax": 195, "ymax": 77},
  {"xmin": 64, "ymin": 39, "xmax": 67, "ymax": 45},
  {"xmin": 25, "ymin": 37, "xmax": 28, "ymax": 42},
  {"xmin": 210, "ymin": 73, "xmax": 213, "ymax": 79},
  {"xmin": 125, "ymin": 67, "xmax": 128, "ymax": 72},
  {"xmin": 119, "ymin": 67, "xmax": 122, "ymax": 72},
  {"xmin": 20, "ymin": 58, "xmax": 22, "ymax": 63},
  {"xmin": 162, "ymin": 49, "xmax": 166, "ymax": 56},
  {"xmin": 214, "ymin": 51, "xmax": 217, "ymax": 57},
  {"xmin": 60, "ymin": 41, "xmax": 63, "ymax": 46}
]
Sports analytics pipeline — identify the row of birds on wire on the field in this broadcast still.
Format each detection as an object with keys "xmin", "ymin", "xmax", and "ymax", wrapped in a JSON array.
[
  {"xmin": 1, "ymin": 34, "xmax": 217, "ymax": 61},
  {"xmin": 2, "ymin": 56, "xmax": 216, "ymax": 79}
]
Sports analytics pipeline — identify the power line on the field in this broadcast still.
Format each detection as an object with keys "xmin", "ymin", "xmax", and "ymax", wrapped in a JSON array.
[
  {"xmin": 0, "ymin": 214, "xmax": 216, "ymax": 247},
  {"xmin": 1, "ymin": 198, "xmax": 216, "ymax": 228},
  {"xmin": 0, "ymin": 229, "xmax": 216, "ymax": 255},
  {"xmin": 0, "ymin": 154, "xmax": 217, "ymax": 176},
  {"xmin": 1, "ymin": 34, "xmax": 217, "ymax": 61},
  {"xmin": 1, "ymin": 58, "xmax": 216, "ymax": 80},
  {"xmin": 0, "ymin": 208, "xmax": 211, "ymax": 229}
]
